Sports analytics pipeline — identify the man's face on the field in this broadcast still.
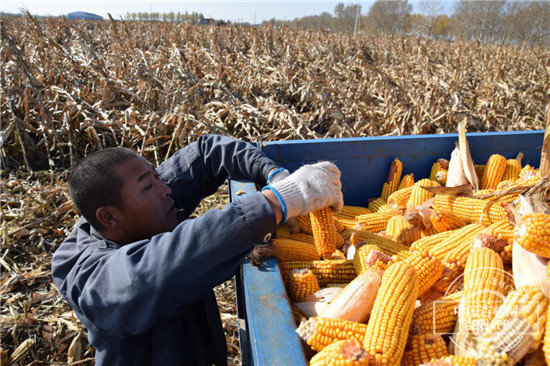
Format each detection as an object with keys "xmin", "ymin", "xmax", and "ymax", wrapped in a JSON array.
[{"xmin": 113, "ymin": 157, "xmax": 179, "ymax": 243}]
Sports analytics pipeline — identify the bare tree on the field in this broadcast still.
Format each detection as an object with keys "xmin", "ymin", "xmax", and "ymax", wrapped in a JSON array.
[
  {"xmin": 417, "ymin": 0, "xmax": 446, "ymax": 37},
  {"xmin": 366, "ymin": 0, "xmax": 412, "ymax": 35},
  {"xmin": 451, "ymin": 0, "xmax": 505, "ymax": 43}
]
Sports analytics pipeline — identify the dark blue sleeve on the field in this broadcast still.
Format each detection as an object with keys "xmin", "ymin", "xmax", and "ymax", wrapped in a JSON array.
[
  {"xmin": 157, "ymin": 134, "xmax": 279, "ymax": 219},
  {"xmin": 54, "ymin": 192, "xmax": 276, "ymax": 340}
]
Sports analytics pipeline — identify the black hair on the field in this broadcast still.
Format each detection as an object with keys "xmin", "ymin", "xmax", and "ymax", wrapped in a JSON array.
[{"xmin": 68, "ymin": 147, "xmax": 140, "ymax": 230}]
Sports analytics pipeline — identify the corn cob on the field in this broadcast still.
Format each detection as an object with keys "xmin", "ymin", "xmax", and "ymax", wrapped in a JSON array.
[
  {"xmin": 462, "ymin": 247, "xmax": 505, "ymax": 336},
  {"xmin": 430, "ymin": 210, "xmax": 467, "ymax": 233},
  {"xmin": 519, "ymin": 164, "xmax": 538, "ymax": 180},
  {"xmin": 336, "ymin": 205, "xmax": 372, "ymax": 219},
  {"xmin": 363, "ymin": 261, "xmax": 419, "ymax": 365},
  {"xmin": 422, "ymin": 355, "xmax": 477, "ymax": 365},
  {"xmin": 402, "ymin": 334, "xmax": 448, "ymax": 366},
  {"xmin": 333, "ymin": 216, "xmax": 345, "ymax": 233},
  {"xmin": 428, "ymin": 223, "xmax": 486, "ymax": 271},
  {"xmin": 435, "ymin": 169, "xmax": 448, "ymax": 185},
  {"xmin": 477, "ymin": 286, "xmax": 548, "ymax": 364},
  {"xmin": 287, "ymin": 268, "xmax": 320, "ymax": 301},
  {"xmin": 368, "ymin": 197, "xmax": 387, "ymax": 212},
  {"xmin": 515, "ymin": 213, "xmax": 550, "ymax": 258},
  {"xmin": 309, "ymin": 339, "xmax": 369, "ymax": 366},
  {"xmin": 386, "ymin": 214, "xmax": 421, "ymax": 245},
  {"xmin": 398, "ymin": 173, "xmax": 415, "ymax": 189},
  {"xmin": 410, "ymin": 229, "xmax": 456, "ymax": 255},
  {"xmin": 355, "ymin": 212, "xmax": 395, "ymax": 233},
  {"xmin": 404, "ymin": 251, "xmax": 444, "ymax": 297},
  {"xmin": 381, "ymin": 158, "xmax": 403, "ymax": 202},
  {"xmin": 320, "ymin": 268, "xmax": 382, "ymax": 323},
  {"xmin": 544, "ymin": 263, "xmax": 550, "ymax": 365},
  {"xmin": 377, "ymin": 203, "xmax": 404, "ymax": 214},
  {"xmin": 432, "ymin": 275, "xmax": 463, "ymax": 294},
  {"xmin": 353, "ymin": 245, "xmax": 393, "ymax": 274},
  {"xmin": 387, "ymin": 185, "xmax": 414, "ymax": 209},
  {"xmin": 475, "ymin": 164, "xmax": 486, "ymax": 181},
  {"xmin": 406, "ymin": 179, "xmax": 440, "ymax": 209},
  {"xmin": 271, "ymin": 238, "xmax": 320, "ymax": 262},
  {"xmin": 410, "ymin": 291, "xmax": 462, "ymax": 335},
  {"xmin": 480, "ymin": 154, "xmax": 507, "ymax": 189},
  {"xmin": 350, "ymin": 230, "xmax": 410, "ymax": 260},
  {"xmin": 311, "ymin": 207, "xmax": 337, "ymax": 258},
  {"xmin": 502, "ymin": 158, "xmax": 522, "ymax": 181},
  {"xmin": 296, "ymin": 317, "xmax": 367, "ymax": 352},
  {"xmin": 280, "ymin": 259, "xmax": 357, "ymax": 286},
  {"xmin": 429, "ymin": 161, "xmax": 444, "ymax": 181},
  {"xmin": 337, "ymin": 216, "xmax": 358, "ymax": 230},
  {"xmin": 295, "ymin": 214, "xmax": 312, "ymax": 234},
  {"xmin": 432, "ymin": 195, "xmax": 512, "ymax": 225}
]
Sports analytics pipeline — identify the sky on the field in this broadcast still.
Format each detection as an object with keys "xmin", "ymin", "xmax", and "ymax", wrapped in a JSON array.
[{"xmin": 0, "ymin": 0, "xmax": 456, "ymax": 24}]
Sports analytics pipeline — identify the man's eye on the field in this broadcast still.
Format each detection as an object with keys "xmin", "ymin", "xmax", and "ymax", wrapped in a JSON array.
[{"xmin": 144, "ymin": 184, "xmax": 153, "ymax": 191}]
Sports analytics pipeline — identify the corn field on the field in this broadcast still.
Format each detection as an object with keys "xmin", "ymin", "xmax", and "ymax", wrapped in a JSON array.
[{"xmin": 0, "ymin": 14, "xmax": 549, "ymax": 365}]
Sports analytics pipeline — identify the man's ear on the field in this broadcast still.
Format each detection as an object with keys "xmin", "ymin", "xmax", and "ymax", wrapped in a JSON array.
[{"xmin": 96, "ymin": 206, "xmax": 121, "ymax": 230}]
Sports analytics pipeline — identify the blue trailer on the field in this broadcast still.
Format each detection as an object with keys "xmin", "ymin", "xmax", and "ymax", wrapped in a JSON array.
[{"xmin": 230, "ymin": 130, "xmax": 544, "ymax": 365}]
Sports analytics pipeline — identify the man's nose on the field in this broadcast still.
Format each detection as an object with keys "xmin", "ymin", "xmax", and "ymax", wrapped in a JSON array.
[{"xmin": 158, "ymin": 180, "xmax": 172, "ymax": 197}]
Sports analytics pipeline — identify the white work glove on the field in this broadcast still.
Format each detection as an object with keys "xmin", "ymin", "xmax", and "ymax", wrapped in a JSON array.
[
  {"xmin": 266, "ymin": 167, "xmax": 290, "ymax": 185},
  {"xmin": 263, "ymin": 161, "xmax": 344, "ymax": 224}
]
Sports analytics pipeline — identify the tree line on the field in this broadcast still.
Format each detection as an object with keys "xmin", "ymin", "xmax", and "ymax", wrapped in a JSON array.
[
  {"xmin": 262, "ymin": 0, "xmax": 549, "ymax": 48},
  {"xmin": 125, "ymin": 11, "xmax": 205, "ymax": 23}
]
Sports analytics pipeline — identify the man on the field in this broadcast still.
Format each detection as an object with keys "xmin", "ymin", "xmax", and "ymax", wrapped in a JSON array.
[{"xmin": 52, "ymin": 134, "xmax": 343, "ymax": 365}]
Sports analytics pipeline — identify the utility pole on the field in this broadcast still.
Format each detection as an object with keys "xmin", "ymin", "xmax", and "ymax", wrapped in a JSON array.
[{"xmin": 353, "ymin": 3, "xmax": 361, "ymax": 36}]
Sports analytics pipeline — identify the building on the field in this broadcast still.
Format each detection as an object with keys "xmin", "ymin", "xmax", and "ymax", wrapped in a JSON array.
[{"xmin": 67, "ymin": 11, "xmax": 103, "ymax": 20}]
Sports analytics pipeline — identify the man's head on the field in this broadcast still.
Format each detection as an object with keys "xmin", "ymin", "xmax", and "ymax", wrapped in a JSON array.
[{"xmin": 68, "ymin": 148, "xmax": 179, "ymax": 243}]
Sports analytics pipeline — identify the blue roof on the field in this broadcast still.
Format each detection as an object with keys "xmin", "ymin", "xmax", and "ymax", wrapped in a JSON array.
[{"xmin": 67, "ymin": 11, "xmax": 103, "ymax": 20}]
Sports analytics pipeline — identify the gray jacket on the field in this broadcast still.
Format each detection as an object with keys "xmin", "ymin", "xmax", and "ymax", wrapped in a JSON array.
[{"xmin": 52, "ymin": 135, "xmax": 279, "ymax": 365}]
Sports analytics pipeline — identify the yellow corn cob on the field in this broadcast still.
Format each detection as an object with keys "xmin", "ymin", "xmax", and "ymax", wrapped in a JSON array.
[
  {"xmin": 477, "ymin": 286, "xmax": 549, "ymax": 364},
  {"xmin": 463, "ymin": 247, "xmax": 505, "ymax": 336},
  {"xmin": 355, "ymin": 212, "xmax": 395, "ymax": 233},
  {"xmin": 422, "ymin": 355, "xmax": 477, "ymax": 365},
  {"xmin": 432, "ymin": 195, "xmax": 512, "ymax": 225},
  {"xmin": 410, "ymin": 291, "xmax": 462, "ymax": 335},
  {"xmin": 340, "ymin": 228, "xmax": 355, "ymax": 241},
  {"xmin": 311, "ymin": 207, "xmax": 337, "ymax": 258},
  {"xmin": 404, "ymin": 251, "xmax": 444, "ymax": 297},
  {"xmin": 295, "ymin": 214, "xmax": 312, "ymax": 234},
  {"xmin": 376, "ymin": 203, "xmax": 404, "ymax": 215},
  {"xmin": 402, "ymin": 334, "xmax": 448, "ymax": 366},
  {"xmin": 430, "ymin": 210, "xmax": 467, "ymax": 233},
  {"xmin": 309, "ymin": 339, "xmax": 369, "ymax": 366},
  {"xmin": 296, "ymin": 317, "xmax": 367, "ymax": 352},
  {"xmin": 386, "ymin": 214, "xmax": 421, "ymax": 245},
  {"xmin": 353, "ymin": 245, "xmax": 393, "ymax": 274},
  {"xmin": 410, "ymin": 229, "xmax": 456, "ymax": 255},
  {"xmin": 336, "ymin": 205, "xmax": 372, "ymax": 219},
  {"xmin": 544, "ymin": 263, "xmax": 550, "ymax": 365},
  {"xmin": 428, "ymin": 223, "xmax": 487, "ymax": 271},
  {"xmin": 368, "ymin": 197, "xmax": 387, "ymax": 213},
  {"xmin": 287, "ymin": 268, "xmax": 320, "ymax": 301},
  {"xmin": 481, "ymin": 154, "xmax": 507, "ymax": 189},
  {"xmin": 429, "ymin": 161, "xmax": 443, "ymax": 181},
  {"xmin": 381, "ymin": 158, "xmax": 403, "ymax": 202},
  {"xmin": 406, "ymin": 179, "xmax": 440, "ymax": 209},
  {"xmin": 519, "ymin": 164, "xmax": 538, "ymax": 180},
  {"xmin": 435, "ymin": 169, "xmax": 448, "ymax": 185},
  {"xmin": 337, "ymin": 217, "xmax": 358, "ymax": 230},
  {"xmin": 350, "ymin": 230, "xmax": 410, "ymax": 260},
  {"xmin": 333, "ymin": 216, "xmax": 345, "ymax": 233},
  {"xmin": 271, "ymin": 238, "xmax": 320, "ymax": 262},
  {"xmin": 515, "ymin": 213, "xmax": 550, "ymax": 258},
  {"xmin": 363, "ymin": 261, "xmax": 419, "ymax": 365},
  {"xmin": 502, "ymin": 158, "xmax": 522, "ymax": 181},
  {"xmin": 387, "ymin": 185, "xmax": 414, "ymax": 209},
  {"xmin": 280, "ymin": 259, "xmax": 357, "ymax": 286},
  {"xmin": 475, "ymin": 164, "xmax": 486, "ymax": 181},
  {"xmin": 398, "ymin": 173, "xmax": 415, "ymax": 190}
]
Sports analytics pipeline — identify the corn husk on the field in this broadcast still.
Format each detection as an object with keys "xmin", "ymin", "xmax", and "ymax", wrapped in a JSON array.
[{"xmin": 318, "ymin": 268, "xmax": 381, "ymax": 323}]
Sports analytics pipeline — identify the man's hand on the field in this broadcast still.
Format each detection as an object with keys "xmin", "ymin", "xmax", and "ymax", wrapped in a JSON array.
[{"xmin": 263, "ymin": 162, "xmax": 343, "ymax": 223}]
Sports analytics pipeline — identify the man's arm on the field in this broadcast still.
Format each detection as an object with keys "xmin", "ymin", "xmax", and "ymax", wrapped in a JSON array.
[{"xmin": 157, "ymin": 135, "xmax": 280, "ymax": 219}]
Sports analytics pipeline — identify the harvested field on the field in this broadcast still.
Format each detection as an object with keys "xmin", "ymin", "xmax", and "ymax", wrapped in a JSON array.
[{"xmin": 0, "ymin": 14, "xmax": 549, "ymax": 365}]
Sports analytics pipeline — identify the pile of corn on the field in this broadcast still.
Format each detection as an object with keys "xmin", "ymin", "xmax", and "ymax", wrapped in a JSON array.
[{"xmin": 274, "ymin": 153, "xmax": 550, "ymax": 365}]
